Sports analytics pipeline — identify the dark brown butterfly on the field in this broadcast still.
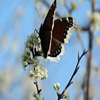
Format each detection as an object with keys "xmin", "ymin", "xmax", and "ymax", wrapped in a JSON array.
[{"xmin": 39, "ymin": 0, "xmax": 76, "ymax": 62}]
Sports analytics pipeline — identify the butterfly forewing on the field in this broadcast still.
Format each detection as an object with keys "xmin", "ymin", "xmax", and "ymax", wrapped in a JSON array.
[
  {"xmin": 43, "ymin": 0, "xmax": 57, "ymax": 27},
  {"xmin": 39, "ymin": 0, "xmax": 57, "ymax": 58}
]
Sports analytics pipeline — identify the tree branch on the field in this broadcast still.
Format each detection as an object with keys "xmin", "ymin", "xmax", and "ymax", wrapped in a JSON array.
[{"xmin": 57, "ymin": 50, "xmax": 87, "ymax": 100}]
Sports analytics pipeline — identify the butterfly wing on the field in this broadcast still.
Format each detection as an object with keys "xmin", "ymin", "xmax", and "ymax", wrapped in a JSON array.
[
  {"xmin": 39, "ymin": 0, "xmax": 57, "ymax": 58},
  {"xmin": 53, "ymin": 17, "xmax": 76, "ymax": 44},
  {"xmin": 47, "ymin": 17, "xmax": 76, "ymax": 62}
]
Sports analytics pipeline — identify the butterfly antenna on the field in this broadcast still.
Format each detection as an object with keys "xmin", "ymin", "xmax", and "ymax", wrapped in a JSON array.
[{"xmin": 35, "ymin": 7, "xmax": 42, "ymax": 23}]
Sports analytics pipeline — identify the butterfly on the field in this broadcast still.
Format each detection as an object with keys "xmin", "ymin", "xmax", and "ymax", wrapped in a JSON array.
[{"xmin": 39, "ymin": 0, "xmax": 76, "ymax": 62}]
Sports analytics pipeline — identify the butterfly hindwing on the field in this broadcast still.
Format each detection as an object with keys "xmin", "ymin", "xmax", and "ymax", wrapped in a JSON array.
[
  {"xmin": 47, "ymin": 17, "xmax": 76, "ymax": 61},
  {"xmin": 52, "ymin": 17, "xmax": 76, "ymax": 44}
]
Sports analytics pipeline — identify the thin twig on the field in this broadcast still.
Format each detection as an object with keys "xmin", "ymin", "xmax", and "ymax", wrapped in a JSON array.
[
  {"xmin": 76, "ymin": 32, "xmax": 86, "ymax": 50},
  {"xmin": 58, "ymin": 50, "xmax": 87, "ymax": 100},
  {"xmin": 34, "ymin": 81, "xmax": 42, "ymax": 94},
  {"xmin": 63, "ymin": 0, "xmax": 73, "ymax": 14},
  {"xmin": 31, "ymin": 46, "xmax": 42, "ymax": 95}
]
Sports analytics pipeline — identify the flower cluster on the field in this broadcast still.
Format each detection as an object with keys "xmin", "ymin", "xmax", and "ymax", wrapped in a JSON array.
[
  {"xmin": 22, "ymin": 32, "xmax": 41, "ymax": 68},
  {"xmin": 30, "ymin": 66, "xmax": 48, "ymax": 80},
  {"xmin": 87, "ymin": 12, "xmax": 100, "ymax": 31},
  {"xmin": 53, "ymin": 83, "xmax": 70, "ymax": 100},
  {"xmin": 22, "ymin": 32, "xmax": 48, "ymax": 80}
]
